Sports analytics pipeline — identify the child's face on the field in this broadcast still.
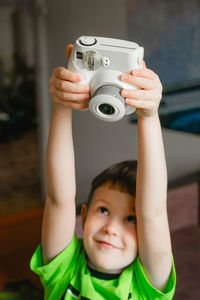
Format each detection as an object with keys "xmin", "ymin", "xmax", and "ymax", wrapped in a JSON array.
[{"xmin": 81, "ymin": 183, "xmax": 137, "ymax": 274}]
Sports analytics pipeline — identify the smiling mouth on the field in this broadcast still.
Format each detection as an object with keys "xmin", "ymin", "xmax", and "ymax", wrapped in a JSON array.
[{"xmin": 96, "ymin": 240, "xmax": 119, "ymax": 249}]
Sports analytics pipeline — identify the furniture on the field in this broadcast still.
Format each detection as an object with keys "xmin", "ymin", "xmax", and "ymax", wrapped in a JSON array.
[
  {"xmin": 0, "ymin": 208, "xmax": 43, "ymax": 291},
  {"xmin": 168, "ymin": 172, "xmax": 200, "ymax": 299}
]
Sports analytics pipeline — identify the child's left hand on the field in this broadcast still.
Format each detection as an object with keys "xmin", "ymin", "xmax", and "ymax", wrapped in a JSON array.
[{"xmin": 120, "ymin": 62, "xmax": 163, "ymax": 118}]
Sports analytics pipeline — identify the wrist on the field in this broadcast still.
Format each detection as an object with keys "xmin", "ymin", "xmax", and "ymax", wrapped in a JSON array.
[
  {"xmin": 51, "ymin": 104, "xmax": 72, "ymax": 121},
  {"xmin": 52, "ymin": 102, "xmax": 72, "ymax": 111},
  {"xmin": 137, "ymin": 111, "xmax": 159, "ymax": 123}
]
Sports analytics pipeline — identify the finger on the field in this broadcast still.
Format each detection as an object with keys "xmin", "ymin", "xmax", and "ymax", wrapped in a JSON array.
[
  {"xmin": 121, "ymin": 89, "xmax": 160, "ymax": 101},
  {"xmin": 54, "ymin": 96, "xmax": 89, "ymax": 111},
  {"xmin": 125, "ymin": 98, "xmax": 157, "ymax": 110},
  {"xmin": 52, "ymin": 78, "xmax": 90, "ymax": 94},
  {"xmin": 121, "ymin": 73, "xmax": 155, "ymax": 90},
  {"xmin": 53, "ymin": 67, "xmax": 83, "ymax": 82},
  {"xmin": 50, "ymin": 86, "xmax": 91, "ymax": 102},
  {"xmin": 131, "ymin": 68, "xmax": 160, "ymax": 81},
  {"xmin": 66, "ymin": 44, "xmax": 73, "ymax": 62}
]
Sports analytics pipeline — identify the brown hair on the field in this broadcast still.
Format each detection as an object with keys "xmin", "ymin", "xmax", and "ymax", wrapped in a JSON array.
[{"xmin": 87, "ymin": 160, "xmax": 137, "ymax": 208}]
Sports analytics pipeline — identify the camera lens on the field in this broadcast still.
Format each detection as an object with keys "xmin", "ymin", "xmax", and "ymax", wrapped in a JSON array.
[{"xmin": 98, "ymin": 103, "xmax": 115, "ymax": 115}]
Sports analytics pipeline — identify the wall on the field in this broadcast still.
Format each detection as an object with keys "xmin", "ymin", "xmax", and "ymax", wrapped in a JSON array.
[
  {"xmin": 42, "ymin": 0, "xmax": 200, "ymax": 205},
  {"xmin": 0, "ymin": 7, "xmax": 15, "ymax": 76}
]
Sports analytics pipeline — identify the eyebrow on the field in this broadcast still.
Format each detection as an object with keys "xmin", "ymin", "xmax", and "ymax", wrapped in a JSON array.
[
  {"xmin": 92, "ymin": 198, "xmax": 109, "ymax": 207},
  {"xmin": 94, "ymin": 198, "xmax": 108, "ymax": 204},
  {"xmin": 94, "ymin": 198, "xmax": 136, "ymax": 213}
]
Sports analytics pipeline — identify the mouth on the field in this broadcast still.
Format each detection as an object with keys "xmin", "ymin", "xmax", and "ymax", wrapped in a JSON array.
[{"xmin": 96, "ymin": 240, "xmax": 119, "ymax": 249}]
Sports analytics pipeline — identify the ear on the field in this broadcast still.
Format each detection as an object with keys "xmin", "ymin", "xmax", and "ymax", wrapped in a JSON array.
[
  {"xmin": 81, "ymin": 204, "xmax": 88, "ymax": 229},
  {"xmin": 66, "ymin": 44, "xmax": 73, "ymax": 63}
]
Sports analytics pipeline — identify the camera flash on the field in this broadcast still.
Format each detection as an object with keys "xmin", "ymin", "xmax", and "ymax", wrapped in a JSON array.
[{"xmin": 84, "ymin": 51, "xmax": 101, "ymax": 70}]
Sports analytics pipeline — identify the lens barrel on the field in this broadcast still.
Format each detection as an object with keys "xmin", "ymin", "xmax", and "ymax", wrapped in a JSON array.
[
  {"xmin": 98, "ymin": 103, "xmax": 115, "ymax": 115},
  {"xmin": 89, "ymin": 84, "xmax": 126, "ymax": 122}
]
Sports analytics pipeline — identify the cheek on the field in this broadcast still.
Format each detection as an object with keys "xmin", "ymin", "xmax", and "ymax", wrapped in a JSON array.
[
  {"xmin": 123, "ymin": 226, "xmax": 138, "ymax": 245},
  {"xmin": 84, "ymin": 215, "xmax": 102, "ymax": 236}
]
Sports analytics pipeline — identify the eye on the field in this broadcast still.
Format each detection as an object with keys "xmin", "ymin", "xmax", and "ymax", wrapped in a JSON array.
[
  {"xmin": 126, "ymin": 215, "xmax": 136, "ymax": 223},
  {"xmin": 99, "ymin": 207, "xmax": 109, "ymax": 215}
]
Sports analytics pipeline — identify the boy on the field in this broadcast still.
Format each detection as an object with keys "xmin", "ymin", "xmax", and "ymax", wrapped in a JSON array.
[{"xmin": 30, "ymin": 44, "xmax": 176, "ymax": 299}]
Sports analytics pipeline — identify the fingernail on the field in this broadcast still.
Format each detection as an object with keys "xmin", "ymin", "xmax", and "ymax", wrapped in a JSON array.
[
  {"xmin": 125, "ymin": 98, "xmax": 131, "ymax": 104},
  {"xmin": 78, "ymin": 74, "xmax": 83, "ymax": 81},
  {"xmin": 122, "ymin": 90, "xmax": 128, "ymax": 96},
  {"xmin": 84, "ymin": 86, "xmax": 90, "ymax": 92},
  {"xmin": 122, "ymin": 74, "xmax": 129, "ymax": 80},
  {"xmin": 132, "ymin": 70, "xmax": 139, "ymax": 75}
]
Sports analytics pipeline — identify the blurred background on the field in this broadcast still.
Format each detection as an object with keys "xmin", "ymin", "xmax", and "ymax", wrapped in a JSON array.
[{"xmin": 0, "ymin": 0, "xmax": 199, "ymax": 299}]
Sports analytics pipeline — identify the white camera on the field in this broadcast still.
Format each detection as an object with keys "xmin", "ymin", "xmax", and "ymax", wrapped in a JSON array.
[{"xmin": 68, "ymin": 36, "xmax": 144, "ymax": 122}]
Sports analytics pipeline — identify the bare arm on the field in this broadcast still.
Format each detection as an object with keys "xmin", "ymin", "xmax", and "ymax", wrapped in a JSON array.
[
  {"xmin": 121, "ymin": 66, "xmax": 172, "ymax": 290},
  {"xmin": 136, "ymin": 113, "xmax": 172, "ymax": 290},
  {"xmin": 42, "ymin": 106, "xmax": 76, "ymax": 264},
  {"xmin": 42, "ymin": 45, "xmax": 90, "ymax": 263}
]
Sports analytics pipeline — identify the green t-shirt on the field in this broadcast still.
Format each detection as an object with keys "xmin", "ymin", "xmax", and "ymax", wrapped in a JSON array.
[{"xmin": 30, "ymin": 234, "xmax": 176, "ymax": 300}]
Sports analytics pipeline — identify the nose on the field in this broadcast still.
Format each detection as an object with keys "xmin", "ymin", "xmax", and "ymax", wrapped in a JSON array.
[{"xmin": 102, "ymin": 218, "xmax": 120, "ymax": 236}]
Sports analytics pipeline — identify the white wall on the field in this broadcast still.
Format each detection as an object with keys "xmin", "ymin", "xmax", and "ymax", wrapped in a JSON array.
[{"xmin": 42, "ymin": 0, "xmax": 200, "ymax": 205}]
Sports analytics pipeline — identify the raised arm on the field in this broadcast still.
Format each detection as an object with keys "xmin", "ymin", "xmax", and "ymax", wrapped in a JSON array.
[
  {"xmin": 121, "ymin": 65, "xmax": 172, "ymax": 290},
  {"xmin": 42, "ymin": 45, "xmax": 90, "ymax": 264}
]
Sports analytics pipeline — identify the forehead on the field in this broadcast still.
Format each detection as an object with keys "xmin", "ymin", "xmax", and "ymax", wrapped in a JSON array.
[{"xmin": 90, "ymin": 183, "xmax": 135, "ymax": 211}]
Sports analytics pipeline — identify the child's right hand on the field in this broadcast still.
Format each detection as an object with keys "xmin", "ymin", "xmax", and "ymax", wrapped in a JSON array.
[{"xmin": 49, "ymin": 45, "xmax": 91, "ymax": 110}]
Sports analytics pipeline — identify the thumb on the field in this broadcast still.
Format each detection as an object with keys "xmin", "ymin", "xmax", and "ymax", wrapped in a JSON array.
[
  {"xmin": 66, "ymin": 44, "xmax": 73, "ymax": 63},
  {"xmin": 142, "ymin": 60, "xmax": 146, "ymax": 68}
]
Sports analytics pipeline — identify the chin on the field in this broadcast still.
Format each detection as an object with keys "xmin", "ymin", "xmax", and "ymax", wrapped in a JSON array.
[
  {"xmin": 89, "ymin": 254, "xmax": 132, "ymax": 274},
  {"xmin": 84, "ymin": 238, "xmax": 137, "ymax": 273},
  {"xmin": 91, "ymin": 260, "xmax": 123, "ymax": 274}
]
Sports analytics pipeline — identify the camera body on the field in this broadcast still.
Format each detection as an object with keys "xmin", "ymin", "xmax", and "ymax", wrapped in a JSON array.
[{"xmin": 67, "ymin": 36, "xmax": 144, "ymax": 122}]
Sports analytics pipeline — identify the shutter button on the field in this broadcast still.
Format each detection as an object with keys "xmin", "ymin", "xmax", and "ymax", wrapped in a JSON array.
[{"xmin": 79, "ymin": 37, "xmax": 97, "ymax": 46}]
